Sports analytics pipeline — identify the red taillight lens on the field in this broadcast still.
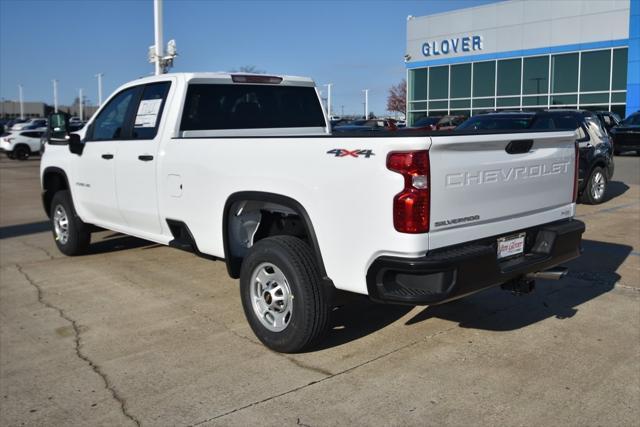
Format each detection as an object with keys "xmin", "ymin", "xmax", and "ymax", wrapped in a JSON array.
[
  {"xmin": 387, "ymin": 150, "xmax": 430, "ymax": 233},
  {"xmin": 231, "ymin": 74, "xmax": 283, "ymax": 84},
  {"xmin": 572, "ymin": 142, "xmax": 579, "ymax": 202}
]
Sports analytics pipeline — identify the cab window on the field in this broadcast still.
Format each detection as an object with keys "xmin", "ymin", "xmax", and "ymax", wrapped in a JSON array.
[
  {"xmin": 132, "ymin": 82, "xmax": 171, "ymax": 140},
  {"xmin": 89, "ymin": 87, "xmax": 138, "ymax": 141}
]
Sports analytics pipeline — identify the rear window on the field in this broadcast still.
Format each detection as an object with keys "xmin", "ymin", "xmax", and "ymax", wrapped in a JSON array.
[
  {"xmin": 21, "ymin": 131, "xmax": 43, "ymax": 138},
  {"xmin": 530, "ymin": 114, "xmax": 580, "ymax": 130},
  {"xmin": 456, "ymin": 116, "xmax": 532, "ymax": 131},
  {"xmin": 180, "ymin": 84, "xmax": 326, "ymax": 131}
]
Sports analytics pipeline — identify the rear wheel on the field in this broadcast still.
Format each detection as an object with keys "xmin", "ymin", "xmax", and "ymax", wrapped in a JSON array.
[
  {"xmin": 580, "ymin": 166, "xmax": 608, "ymax": 205},
  {"xmin": 13, "ymin": 144, "xmax": 30, "ymax": 160},
  {"xmin": 239, "ymin": 236, "xmax": 331, "ymax": 353},
  {"xmin": 50, "ymin": 190, "xmax": 91, "ymax": 255}
]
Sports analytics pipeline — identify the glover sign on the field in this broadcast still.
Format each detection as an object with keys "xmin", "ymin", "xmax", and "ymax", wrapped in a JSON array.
[{"xmin": 422, "ymin": 35, "xmax": 483, "ymax": 57}]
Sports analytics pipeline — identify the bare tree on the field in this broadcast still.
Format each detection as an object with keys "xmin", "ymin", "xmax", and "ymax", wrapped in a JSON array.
[
  {"xmin": 386, "ymin": 79, "xmax": 406, "ymax": 115},
  {"xmin": 231, "ymin": 65, "xmax": 266, "ymax": 74}
]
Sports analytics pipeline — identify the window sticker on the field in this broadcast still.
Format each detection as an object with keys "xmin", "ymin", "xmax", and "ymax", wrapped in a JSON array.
[{"xmin": 135, "ymin": 98, "xmax": 163, "ymax": 128}]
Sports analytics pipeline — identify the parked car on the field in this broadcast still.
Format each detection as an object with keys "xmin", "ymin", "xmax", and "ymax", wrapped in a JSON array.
[
  {"xmin": 69, "ymin": 116, "xmax": 83, "ymax": 126},
  {"xmin": 332, "ymin": 118, "xmax": 397, "ymax": 132},
  {"xmin": 436, "ymin": 114, "xmax": 467, "ymax": 130},
  {"xmin": 5, "ymin": 118, "xmax": 27, "ymax": 130},
  {"xmin": 329, "ymin": 118, "xmax": 349, "ymax": 128},
  {"xmin": 529, "ymin": 110, "xmax": 614, "ymax": 205},
  {"xmin": 401, "ymin": 116, "xmax": 442, "ymax": 131},
  {"xmin": 609, "ymin": 111, "xmax": 640, "ymax": 155},
  {"xmin": 0, "ymin": 129, "xmax": 46, "ymax": 160},
  {"xmin": 41, "ymin": 72, "xmax": 584, "ymax": 352},
  {"xmin": 11, "ymin": 118, "xmax": 47, "ymax": 131},
  {"xmin": 594, "ymin": 111, "xmax": 622, "ymax": 134},
  {"xmin": 456, "ymin": 112, "xmax": 534, "ymax": 131}
]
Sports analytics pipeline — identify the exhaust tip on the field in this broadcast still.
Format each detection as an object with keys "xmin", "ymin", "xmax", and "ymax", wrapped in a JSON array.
[{"xmin": 526, "ymin": 267, "xmax": 568, "ymax": 281}]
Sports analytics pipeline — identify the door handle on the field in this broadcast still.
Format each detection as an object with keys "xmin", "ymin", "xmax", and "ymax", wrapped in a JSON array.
[
  {"xmin": 138, "ymin": 155, "xmax": 154, "ymax": 161},
  {"xmin": 505, "ymin": 139, "xmax": 533, "ymax": 154},
  {"xmin": 101, "ymin": 154, "xmax": 114, "ymax": 159}
]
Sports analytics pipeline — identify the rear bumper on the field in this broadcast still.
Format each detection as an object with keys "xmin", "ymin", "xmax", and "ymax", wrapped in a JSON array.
[{"xmin": 366, "ymin": 219, "xmax": 585, "ymax": 305}]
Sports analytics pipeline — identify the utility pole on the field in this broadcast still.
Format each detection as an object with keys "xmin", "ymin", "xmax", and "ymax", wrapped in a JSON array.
[
  {"xmin": 52, "ymin": 79, "xmax": 58, "ymax": 113},
  {"xmin": 363, "ymin": 89, "xmax": 369, "ymax": 119},
  {"xmin": 154, "ymin": 0, "xmax": 163, "ymax": 75},
  {"xmin": 95, "ymin": 73, "xmax": 104, "ymax": 107},
  {"xmin": 78, "ymin": 88, "xmax": 83, "ymax": 121},
  {"xmin": 324, "ymin": 83, "xmax": 332, "ymax": 118},
  {"xmin": 18, "ymin": 84, "xmax": 24, "ymax": 119}
]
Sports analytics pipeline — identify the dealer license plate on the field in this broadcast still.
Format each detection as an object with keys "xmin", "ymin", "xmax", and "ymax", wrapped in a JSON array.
[{"xmin": 497, "ymin": 233, "xmax": 526, "ymax": 260}]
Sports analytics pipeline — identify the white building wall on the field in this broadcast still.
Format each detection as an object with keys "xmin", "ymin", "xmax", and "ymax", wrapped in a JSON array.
[{"xmin": 406, "ymin": 0, "xmax": 630, "ymax": 65}]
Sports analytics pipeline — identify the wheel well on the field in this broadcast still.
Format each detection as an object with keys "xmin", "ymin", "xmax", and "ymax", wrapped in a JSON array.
[
  {"xmin": 42, "ymin": 169, "xmax": 69, "ymax": 218},
  {"xmin": 223, "ymin": 192, "xmax": 327, "ymax": 280}
]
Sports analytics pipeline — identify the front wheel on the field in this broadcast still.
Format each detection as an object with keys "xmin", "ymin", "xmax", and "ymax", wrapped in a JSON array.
[
  {"xmin": 239, "ymin": 236, "xmax": 331, "ymax": 353},
  {"xmin": 50, "ymin": 190, "xmax": 91, "ymax": 255},
  {"xmin": 13, "ymin": 145, "xmax": 30, "ymax": 160},
  {"xmin": 580, "ymin": 166, "xmax": 608, "ymax": 205}
]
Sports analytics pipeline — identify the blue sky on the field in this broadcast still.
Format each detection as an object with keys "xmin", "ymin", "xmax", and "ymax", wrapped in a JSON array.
[{"xmin": 0, "ymin": 0, "xmax": 499, "ymax": 116}]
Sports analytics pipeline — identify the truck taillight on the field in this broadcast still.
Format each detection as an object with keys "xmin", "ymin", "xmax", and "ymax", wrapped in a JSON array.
[
  {"xmin": 387, "ymin": 150, "xmax": 430, "ymax": 233},
  {"xmin": 573, "ymin": 142, "xmax": 579, "ymax": 202}
]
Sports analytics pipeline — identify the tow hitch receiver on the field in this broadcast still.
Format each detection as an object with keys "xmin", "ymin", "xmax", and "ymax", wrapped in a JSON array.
[{"xmin": 501, "ymin": 276, "xmax": 536, "ymax": 295}]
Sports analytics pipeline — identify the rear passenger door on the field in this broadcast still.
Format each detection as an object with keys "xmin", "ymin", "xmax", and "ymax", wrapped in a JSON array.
[{"xmin": 115, "ymin": 81, "xmax": 172, "ymax": 237}]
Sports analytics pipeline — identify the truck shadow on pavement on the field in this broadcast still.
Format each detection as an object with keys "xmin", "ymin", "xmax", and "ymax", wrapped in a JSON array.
[
  {"xmin": 602, "ymin": 181, "xmax": 629, "ymax": 202},
  {"xmin": 319, "ymin": 239, "xmax": 631, "ymax": 350},
  {"xmin": 0, "ymin": 221, "xmax": 50, "ymax": 239},
  {"xmin": 87, "ymin": 234, "xmax": 161, "ymax": 254}
]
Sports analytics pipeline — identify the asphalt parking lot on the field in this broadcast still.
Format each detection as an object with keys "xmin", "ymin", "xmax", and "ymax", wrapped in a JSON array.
[{"xmin": 1, "ymin": 154, "xmax": 638, "ymax": 426}]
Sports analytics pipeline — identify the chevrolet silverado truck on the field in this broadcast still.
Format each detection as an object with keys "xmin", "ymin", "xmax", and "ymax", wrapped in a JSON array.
[{"xmin": 41, "ymin": 73, "xmax": 585, "ymax": 352}]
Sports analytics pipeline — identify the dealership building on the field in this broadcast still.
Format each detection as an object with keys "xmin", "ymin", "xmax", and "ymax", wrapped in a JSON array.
[{"xmin": 405, "ymin": 0, "xmax": 639, "ymax": 124}]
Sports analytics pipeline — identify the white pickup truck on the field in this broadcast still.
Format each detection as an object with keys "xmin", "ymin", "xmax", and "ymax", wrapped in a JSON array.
[{"xmin": 41, "ymin": 72, "xmax": 585, "ymax": 352}]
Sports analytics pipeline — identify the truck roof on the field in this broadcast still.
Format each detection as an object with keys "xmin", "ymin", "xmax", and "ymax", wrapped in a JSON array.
[{"xmin": 131, "ymin": 72, "xmax": 316, "ymax": 87}]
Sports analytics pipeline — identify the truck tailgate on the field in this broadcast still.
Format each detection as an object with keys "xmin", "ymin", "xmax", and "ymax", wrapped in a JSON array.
[{"xmin": 428, "ymin": 131, "xmax": 577, "ymax": 249}]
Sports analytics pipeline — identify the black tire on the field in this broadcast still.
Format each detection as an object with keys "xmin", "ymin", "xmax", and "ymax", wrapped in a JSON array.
[
  {"xmin": 580, "ymin": 166, "xmax": 608, "ymax": 205},
  {"xmin": 50, "ymin": 190, "xmax": 91, "ymax": 255},
  {"xmin": 239, "ymin": 236, "xmax": 331, "ymax": 353},
  {"xmin": 13, "ymin": 144, "xmax": 30, "ymax": 160}
]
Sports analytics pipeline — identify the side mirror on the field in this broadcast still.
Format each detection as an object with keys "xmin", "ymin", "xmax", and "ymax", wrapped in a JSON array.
[
  {"xmin": 48, "ymin": 113, "xmax": 69, "ymax": 143},
  {"xmin": 68, "ymin": 133, "xmax": 84, "ymax": 155}
]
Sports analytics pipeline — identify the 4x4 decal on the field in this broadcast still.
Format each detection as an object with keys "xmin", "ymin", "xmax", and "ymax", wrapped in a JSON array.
[{"xmin": 327, "ymin": 149, "xmax": 375, "ymax": 158}]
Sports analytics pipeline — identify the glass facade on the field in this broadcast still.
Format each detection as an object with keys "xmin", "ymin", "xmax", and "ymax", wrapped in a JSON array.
[{"xmin": 408, "ymin": 47, "xmax": 628, "ymax": 124}]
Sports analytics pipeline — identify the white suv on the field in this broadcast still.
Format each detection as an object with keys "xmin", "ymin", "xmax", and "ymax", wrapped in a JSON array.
[{"xmin": 1, "ymin": 129, "xmax": 46, "ymax": 160}]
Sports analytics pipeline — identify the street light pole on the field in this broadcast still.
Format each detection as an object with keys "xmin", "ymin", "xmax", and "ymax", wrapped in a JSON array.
[
  {"xmin": 324, "ymin": 83, "xmax": 332, "ymax": 118},
  {"xmin": 78, "ymin": 88, "xmax": 83, "ymax": 122},
  {"xmin": 154, "ymin": 0, "xmax": 164, "ymax": 75},
  {"xmin": 363, "ymin": 89, "xmax": 369, "ymax": 119},
  {"xmin": 95, "ymin": 73, "xmax": 104, "ymax": 107},
  {"xmin": 52, "ymin": 79, "xmax": 58, "ymax": 113},
  {"xmin": 18, "ymin": 84, "xmax": 24, "ymax": 119}
]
